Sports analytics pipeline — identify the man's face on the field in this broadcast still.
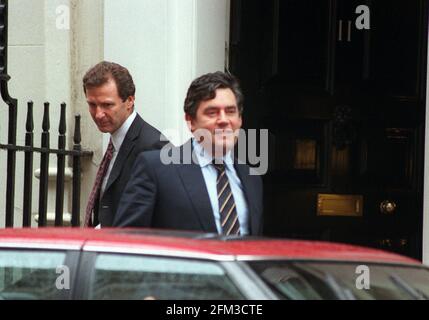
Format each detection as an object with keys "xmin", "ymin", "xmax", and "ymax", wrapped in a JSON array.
[
  {"xmin": 86, "ymin": 79, "xmax": 134, "ymax": 134},
  {"xmin": 186, "ymin": 88, "xmax": 242, "ymax": 156}
]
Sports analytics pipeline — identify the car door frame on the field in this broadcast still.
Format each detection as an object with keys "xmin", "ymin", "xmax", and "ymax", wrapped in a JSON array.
[
  {"xmin": 73, "ymin": 250, "xmax": 276, "ymax": 300},
  {"xmin": 0, "ymin": 244, "xmax": 81, "ymax": 300}
]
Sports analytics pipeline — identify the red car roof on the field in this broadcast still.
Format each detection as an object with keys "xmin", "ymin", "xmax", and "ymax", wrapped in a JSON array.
[{"xmin": 0, "ymin": 228, "xmax": 420, "ymax": 265}]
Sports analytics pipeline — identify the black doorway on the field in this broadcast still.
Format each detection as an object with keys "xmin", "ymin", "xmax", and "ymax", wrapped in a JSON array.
[{"xmin": 229, "ymin": 0, "xmax": 428, "ymax": 260}]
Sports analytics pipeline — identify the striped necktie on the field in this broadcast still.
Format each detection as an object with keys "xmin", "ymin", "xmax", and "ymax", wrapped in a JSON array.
[
  {"xmin": 84, "ymin": 139, "xmax": 114, "ymax": 227},
  {"xmin": 213, "ymin": 162, "xmax": 240, "ymax": 236}
]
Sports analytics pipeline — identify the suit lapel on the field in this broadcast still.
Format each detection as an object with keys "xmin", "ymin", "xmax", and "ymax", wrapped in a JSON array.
[
  {"xmin": 176, "ymin": 143, "xmax": 217, "ymax": 233},
  {"xmin": 234, "ymin": 163, "xmax": 259, "ymax": 235},
  {"xmin": 105, "ymin": 115, "xmax": 142, "ymax": 192}
]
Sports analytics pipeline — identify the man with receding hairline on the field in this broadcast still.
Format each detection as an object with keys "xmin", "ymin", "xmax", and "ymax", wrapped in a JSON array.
[{"xmin": 83, "ymin": 61, "xmax": 167, "ymax": 227}]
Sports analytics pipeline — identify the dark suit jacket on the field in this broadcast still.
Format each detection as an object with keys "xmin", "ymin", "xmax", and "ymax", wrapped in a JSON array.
[
  {"xmin": 113, "ymin": 141, "xmax": 264, "ymax": 235},
  {"xmin": 97, "ymin": 114, "xmax": 167, "ymax": 226}
]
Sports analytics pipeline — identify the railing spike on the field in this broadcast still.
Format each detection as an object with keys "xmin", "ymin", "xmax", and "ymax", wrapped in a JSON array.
[
  {"xmin": 74, "ymin": 114, "xmax": 81, "ymax": 145},
  {"xmin": 59, "ymin": 102, "xmax": 66, "ymax": 135},
  {"xmin": 26, "ymin": 101, "xmax": 33, "ymax": 132},
  {"xmin": 42, "ymin": 102, "xmax": 50, "ymax": 132}
]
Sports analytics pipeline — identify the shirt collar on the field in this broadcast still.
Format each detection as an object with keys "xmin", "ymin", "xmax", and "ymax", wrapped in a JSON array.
[
  {"xmin": 192, "ymin": 138, "xmax": 234, "ymax": 168},
  {"xmin": 110, "ymin": 110, "xmax": 137, "ymax": 152}
]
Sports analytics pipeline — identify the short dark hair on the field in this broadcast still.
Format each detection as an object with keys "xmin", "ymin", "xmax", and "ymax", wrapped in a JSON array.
[
  {"xmin": 184, "ymin": 71, "xmax": 244, "ymax": 118},
  {"xmin": 83, "ymin": 61, "xmax": 136, "ymax": 102}
]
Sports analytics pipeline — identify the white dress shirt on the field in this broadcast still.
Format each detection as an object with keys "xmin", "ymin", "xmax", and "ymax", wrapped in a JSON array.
[
  {"xmin": 192, "ymin": 139, "xmax": 250, "ymax": 235},
  {"xmin": 100, "ymin": 110, "xmax": 137, "ymax": 198}
]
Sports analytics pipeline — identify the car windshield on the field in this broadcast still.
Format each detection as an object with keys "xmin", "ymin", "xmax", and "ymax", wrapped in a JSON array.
[{"xmin": 248, "ymin": 261, "xmax": 429, "ymax": 300}]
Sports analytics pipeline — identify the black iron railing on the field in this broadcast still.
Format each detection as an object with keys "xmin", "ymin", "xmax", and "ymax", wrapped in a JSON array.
[{"xmin": 0, "ymin": 0, "xmax": 93, "ymax": 227}]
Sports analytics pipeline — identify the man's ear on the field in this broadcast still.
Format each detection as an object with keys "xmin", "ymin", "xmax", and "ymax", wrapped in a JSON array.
[
  {"xmin": 126, "ymin": 96, "xmax": 135, "ymax": 110},
  {"xmin": 185, "ymin": 114, "xmax": 194, "ymax": 131}
]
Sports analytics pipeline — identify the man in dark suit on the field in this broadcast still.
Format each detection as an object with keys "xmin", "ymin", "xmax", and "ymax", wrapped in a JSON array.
[
  {"xmin": 114, "ymin": 71, "xmax": 263, "ymax": 235},
  {"xmin": 83, "ymin": 61, "xmax": 167, "ymax": 227}
]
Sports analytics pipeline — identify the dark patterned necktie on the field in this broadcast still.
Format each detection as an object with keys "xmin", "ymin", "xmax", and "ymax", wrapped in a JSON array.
[
  {"xmin": 213, "ymin": 162, "xmax": 240, "ymax": 235},
  {"xmin": 84, "ymin": 139, "xmax": 114, "ymax": 227}
]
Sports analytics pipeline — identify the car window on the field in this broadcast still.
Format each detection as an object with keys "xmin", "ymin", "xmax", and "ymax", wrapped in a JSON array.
[
  {"xmin": 248, "ymin": 261, "xmax": 429, "ymax": 300},
  {"xmin": 0, "ymin": 250, "xmax": 68, "ymax": 300},
  {"xmin": 89, "ymin": 254, "xmax": 244, "ymax": 300}
]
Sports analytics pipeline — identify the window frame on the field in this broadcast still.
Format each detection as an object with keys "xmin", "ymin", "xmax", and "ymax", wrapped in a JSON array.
[
  {"xmin": 74, "ymin": 251, "xmax": 271, "ymax": 300},
  {"xmin": 0, "ymin": 247, "xmax": 81, "ymax": 300}
]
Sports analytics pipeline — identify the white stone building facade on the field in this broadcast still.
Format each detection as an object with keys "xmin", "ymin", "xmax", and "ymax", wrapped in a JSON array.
[
  {"xmin": 1, "ymin": 0, "xmax": 429, "ymax": 265},
  {"xmin": 0, "ymin": 0, "xmax": 228, "ymax": 226}
]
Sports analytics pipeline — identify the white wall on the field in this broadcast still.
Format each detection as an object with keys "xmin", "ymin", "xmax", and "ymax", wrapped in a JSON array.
[
  {"xmin": 0, "ymin": 0, "xmax": 73, "ymax": 227},
  {"xmin": 0, "ymin": 0, "xmax": 104, "ymax": 226},
  {"xmin": 104, "ymin": 0, "xmax": 229, "ymax": 146},
  {"xmin": 70, "ymin": 0, "xmax": 105, "ymax": 225},
  {"xmin": 0, "ymin": 0, "xmax": 230, "ymax": 226}
]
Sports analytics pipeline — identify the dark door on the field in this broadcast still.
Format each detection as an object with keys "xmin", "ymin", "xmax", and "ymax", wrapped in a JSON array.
[{"xmin": 230, "ymin": 0, "xmax": 427, "ymax": 259}]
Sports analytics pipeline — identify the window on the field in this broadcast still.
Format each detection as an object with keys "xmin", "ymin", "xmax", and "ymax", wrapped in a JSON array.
[
  {"xmin": 248, "ymin": 261, "xmax": 429, "ymax": 300},
  {"xmin": 89, "ymin": 254, "xmax": 244, "ymax": 300},
  {"xmin": 0, "ymin": 250, "xmax": 68, "ymax": 300}
]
